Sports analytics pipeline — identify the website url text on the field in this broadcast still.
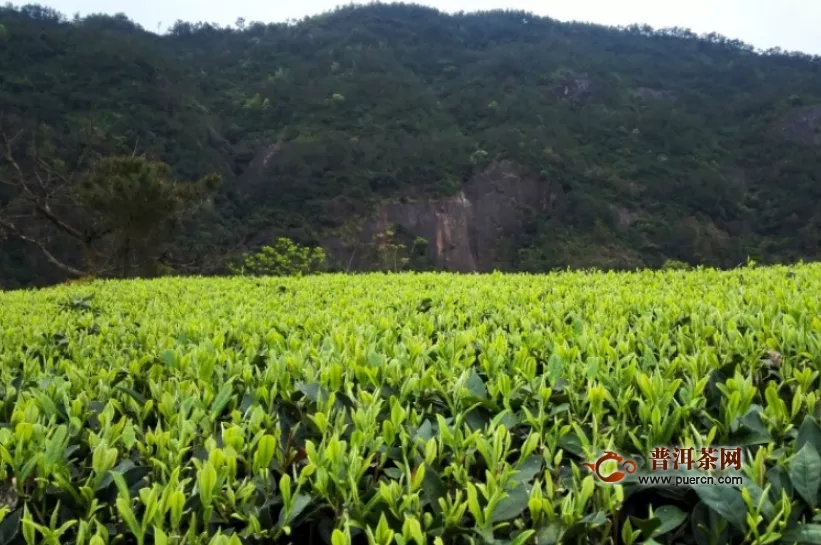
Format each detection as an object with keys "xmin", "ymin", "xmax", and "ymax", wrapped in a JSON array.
[{"xmin": 636, "ymin": 474, "xmax": 743, "ymax": 486}]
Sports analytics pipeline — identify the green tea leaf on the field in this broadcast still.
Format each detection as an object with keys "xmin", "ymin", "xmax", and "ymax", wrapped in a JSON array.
[
  {"xmin": 116, "ymin": 386, "xmax": 147, "ymax": 405},
  {"xmin": 781, "ymin": 524, "xmax": 821, "ymax": 543},
  {"xmin": 580, "ymin": 511, "xmax": 608, "ymax": 526},
  {"xmin": 465, "ymin": 369, "xmax": 487, "ymax": 400},
  {"xmin": 490, "ymin": 483, "xmax": 529, "ymax": 523},
  {"xmin": 766, "ymin": 465, "xmax": 793, "ymax": 502},
  {"xmin": 421, "ymin": 468, "xmax": 446, "ymax": 514},
  {"xmin": 254, "ymin": 435, "xmax": 276, "ymax": 471},
  {"xmin": 557, "ymin": 432, "xmax": 584, "ymax": 458},
  {"xmin": 628, "ymin": 515, "xmax": 662, "ymax": 539},
  {"xmin": 534, "ymin": 523, "xmax": 562, "ymax": 544},
  {"xmin": 210, "ymin": 381, "xmax": 234, "ymax": 419},
  {"xmin": 745, "ymin": 481, "xmax": 775, "ymax": 520},
  {"xmin": 109, "ymin": 471, "xmax": 132, "ymax": 500},
  {"xmin": 511, "ymin": 455, "xmax": 542, "ymax": 484},
  {"xmin": 797, "ymin": 416, "xmax": 821, "ymax": 456},
  {"xmin": 790, "ymin": 443, "xmax": 821, "ymax": 508},
  {"xmin": 0, "ymin": 508, "xmax": 21, "ymax": 545},
  {"xmin": 197, "ymin": 462, "xmax": 218, "ymax": 506},
  {"xmin": 653, "ymin": 505, "xmax": 687, "ymax": 536},
  {"xmin": 298, "ymin": 382, "xmax": 329, "ymax": 404},
  {"xmin": 159, "ymin": 350, "xmax": 176, "ymax": 367},
  {"xmin": 415, "ymin": 420, "xmax": 434, "ymax": 442},
  {"xmin": 546, "ymin": 353, "xmax": 563, "ymax": 383},
  {"xmin": 286, "ymin": 494, "xmax": 311, "ymax": 524},
  {"xmin": 154, "ymin": 526, "xmax": 168, "ymax": 545},
  {"xmin": 694, "ymin": 486, "xmax": 747, "ymax": 531},
  {"xmin": 690, "ymin": 501, "xmax": 729, "ymax": 545},
  {"xmin": 115, "ymin": 497, "xmax": 141, "ymax": 538},
  {"xmin": 509, "ymin": 529, "xmax": 537, "ymax": 545}
]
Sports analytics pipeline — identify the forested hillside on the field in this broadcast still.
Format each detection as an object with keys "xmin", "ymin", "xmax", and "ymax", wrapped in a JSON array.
[{"xmin": 1, "ymin": 2, "xmax": 821, "ymax": 287}]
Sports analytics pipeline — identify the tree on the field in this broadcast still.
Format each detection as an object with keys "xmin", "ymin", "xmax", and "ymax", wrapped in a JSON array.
[
  {"xmin": 0, "ymin": 119, "xmax": 220, "ymax": 279},
  {"xmin": 372, "ymin": 226, "xmax": 407, "ymax": 272},
  {"xmin": 76, "ymin": 156, "xmax": 221, "ymax": 277},
  {"xmin": 371, "ymin": 226, "xmax": 431, "ymax": 272}
]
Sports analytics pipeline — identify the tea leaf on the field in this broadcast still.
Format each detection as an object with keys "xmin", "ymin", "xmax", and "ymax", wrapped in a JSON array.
[
  {"xmin": 534, "ymin": 523, "xmax": 562, "ymax": 544},
  {"xmin": 511, "ymin": 456, "xmax": 542, "ymax": 484},
  {"xmin": 465, "ymin": 370, "xmax": 487, "ymax": 400},
  {"xmin": 797, "ymin": 416, "xmax": 821, "ymax": 455},
  {"xmin": 628, "ymin": 515, "xmax": 662, "ymax": 539},
  {"xmin": 421, "ymin": 468, "xmax": 446, "ymax": 514},
  {"xmin": 490, "ymin": 484, "xmax": 530, "ymax": 523},
  {"xmin": 653, "ymin": 505, "xmax": 687, "ymax": 536},
  {"xmin": 546, "ymin": 353, "xmax": 563, "ymax": 383},
  {"xmin": 0, "ymin": 509, "xmax": 21, "ymax": 545},
  {"xmin": 694, "ymin": 486, "xmax": 747, "ymax": 531},
  {"xmin": 767, "ymin": 465, "xmax": 794, "ymax": 501},
  {"xmin": 781, "ymin": 524, "xmax": 821, "ymax": 543},
  {"xmin": 210, "ymin": 382, "xmax": 234, "ymax": 419},
  {"xmin": 790, "ymin": 444, "xmax": 821, "ymax": 508}
]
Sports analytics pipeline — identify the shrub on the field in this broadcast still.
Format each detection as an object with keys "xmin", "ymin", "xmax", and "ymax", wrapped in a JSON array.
[
  {"xmin": 230, "ymin": 237, "xmax": 327, "ymax": 276},
  {"xmin": 662, "ymin": 258, "xmax": 691, "ymax": 270}
]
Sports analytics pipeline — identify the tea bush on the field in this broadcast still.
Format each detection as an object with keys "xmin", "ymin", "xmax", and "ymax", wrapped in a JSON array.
[{"xmin": 1, "ymin": 265, "xmax": 821, "ymax": 544}]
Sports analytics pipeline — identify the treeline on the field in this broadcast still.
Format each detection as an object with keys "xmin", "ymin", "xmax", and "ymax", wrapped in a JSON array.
[{"xmin": 1, "ymin": 2, "xmax": 821, "ymax": 286}]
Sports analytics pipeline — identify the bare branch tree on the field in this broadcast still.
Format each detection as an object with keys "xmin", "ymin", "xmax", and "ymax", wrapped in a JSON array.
[
  {"xmin": 1, "ymin": 118, "xmax": 221, "ymax": 282},
  {"xmin": 0, "ymin": 216, "xmax": 87, "ymax": 276},
  {"xmin": 0, "ymin": 120, "xmax": 102, "ymax": 277}
]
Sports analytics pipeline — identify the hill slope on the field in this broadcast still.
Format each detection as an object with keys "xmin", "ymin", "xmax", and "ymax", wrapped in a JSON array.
[{"xmin": 1, "ymin": 2, "xmax": 821, "ymax": 285}]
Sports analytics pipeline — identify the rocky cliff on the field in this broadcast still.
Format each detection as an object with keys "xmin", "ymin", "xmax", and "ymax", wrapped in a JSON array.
[
  {"xmin": 322, "ymin": 161, "xmax": 559, "ymax": 272},
  {"xmin": 778, "ymin": 105, "xmax": 821, "ymax": 146}
]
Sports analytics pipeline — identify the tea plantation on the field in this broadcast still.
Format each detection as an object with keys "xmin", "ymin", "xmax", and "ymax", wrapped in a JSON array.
[{"xmin": 1, "ymin": 266, "xmax": 821, "ymax": 545}]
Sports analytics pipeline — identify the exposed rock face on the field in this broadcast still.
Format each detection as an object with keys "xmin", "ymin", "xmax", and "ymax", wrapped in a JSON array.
[
  {"xmin": 248, "ymin": 142, "xmax": 281, "ymax": 172},
  {"xmin": 634, "ymin": 87, "xmax": 677, "ymax": 102},
  {"xmin": 777, "ymin": 105, "xmax": 821, "ymax": 146},
  {"xmin": 552, "ymin": 77, "xmax": 600, "ymax": 101},
  {"xmin": 235, "ymin": 142, "xmax": 282, "ymax": 196},
  {"xmin": 611, "ymin": 206, "xmax": 638, "ymax": 231},
  {"xmin": 322, "ymin": 161, "xmax": 558, "ymax": 272}
]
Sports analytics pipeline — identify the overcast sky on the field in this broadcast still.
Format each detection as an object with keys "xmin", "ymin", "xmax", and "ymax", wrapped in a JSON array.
[{"xmin": 37, "ymin": 0, "xmax": 821, "ymax": 55}]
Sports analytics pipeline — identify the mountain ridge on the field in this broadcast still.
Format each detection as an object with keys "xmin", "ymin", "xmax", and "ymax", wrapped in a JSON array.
[{"xmin": 1, "ymin": 2, "xmax": 821, "ymax": 286}]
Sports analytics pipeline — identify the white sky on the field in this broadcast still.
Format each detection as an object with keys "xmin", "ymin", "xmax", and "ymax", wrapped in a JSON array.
[{"xmin": 36, "ymin": 0, "xmax": 821, "ymax": 55}]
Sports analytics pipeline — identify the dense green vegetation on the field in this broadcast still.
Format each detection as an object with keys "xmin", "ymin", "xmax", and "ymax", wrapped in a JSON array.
[
  {"xmin": 1, "ymin": 2, "xmax": 821, "ymax": 287},
  {"xmin": 2, "ymin": 265, "xmax": 821, "ymax": 544}
]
